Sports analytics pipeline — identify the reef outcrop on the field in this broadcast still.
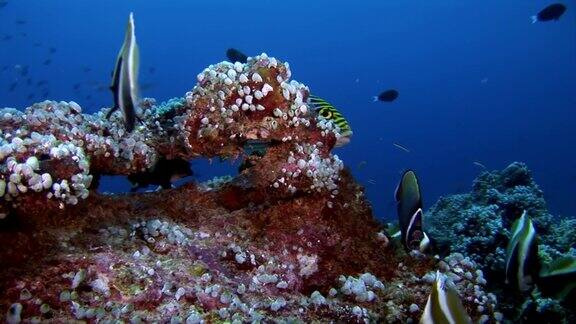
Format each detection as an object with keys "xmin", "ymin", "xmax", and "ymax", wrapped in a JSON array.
[
  {"xmin": 0, "ymin": 53, "xmax": 344, "ymax": 217},
  {"xmin": 0, "ymin": 55, "xmax": 502, "ymax": 322}
]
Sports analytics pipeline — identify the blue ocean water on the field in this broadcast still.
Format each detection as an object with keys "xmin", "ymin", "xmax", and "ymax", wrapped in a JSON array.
[{"xmin": 1, "ymin": 0, "xmax": 574, "ymax": 220}]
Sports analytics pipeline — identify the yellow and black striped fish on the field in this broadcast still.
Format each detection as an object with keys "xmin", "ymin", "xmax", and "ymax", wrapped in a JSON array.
[{"xmin": 308, "ymin": 95, "xmax": 352, "ymax": 147}]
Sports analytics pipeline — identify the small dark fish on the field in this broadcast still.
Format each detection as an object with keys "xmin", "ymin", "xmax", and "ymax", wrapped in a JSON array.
[
  {"xmin": 148, "ymin": 67, "xmax": 156, "ymax": 74},
  {"xmin": 1, "ymin": 65, "xmax": 8, "ymax": 71},
  {"xmin": 85, "ymin": 94, "xmax": 92, "ymax": 100},
  {"xmin": 41, "ymin": 91, "xmax": 49, "ymax": 99},
  {"xmin": 2, "ymin": 34, "xmax": 12, "ymax": 41},
  {"xmin": 374, "ymin": 89, "xmax": 399, "ymax": 102},
  {"xmin": 532, "ymin": 3, "xmax": 567, "ymax": 23},
  {"xmin": 33, "ymin": 42, "xmax": 42, "ymax": 47},
  {"xmin": 43, "ymin": 59, "xmax": 51, "ymax": 65},
  {"xmin": 128, "ymin": 158, "xmax": 193, "ymax": 192},
  {"xmin": 26, "ymin": 78, "xmax": 32, "ymax": 86},
  {"xmin": 73, "ymin": 83, "xmax": 81, "ymax": 90},
  {"xmin": 36, "ymin": 80, "xmax": 48, "ymax": 86},
  {"xmin": 0, "ymin": 1, "xmax": 8, "ymax": 9},
  {"xmin": 27, "ymin": 93, "xmax": 34, "ymax": 100},
  {"xmin": 8, "ymin": 82, "xmax": 17, "ymax": 92},
  {"xmin": 15, "ymin": 19, "xmax": 26, "ymax": 25},
  {"xmin": 49, "ymin": 47, "xmax": 57, "ymax": 54},
  {"xmin": 82, "ymin": 66, "xmax": 92, "ymax": 73},
  {"xmin": 20, "ymin": 32, "xmax": 27, "ymax": 37},
  {"xmin": 226, "ymin": 48, "xmax": 248, "ymax": 63}
]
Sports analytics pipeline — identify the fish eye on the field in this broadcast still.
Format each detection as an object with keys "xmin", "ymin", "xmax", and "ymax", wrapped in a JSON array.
[{"xmin": 322, "ymin": 110, "xmax": 332, "ymax": 118}]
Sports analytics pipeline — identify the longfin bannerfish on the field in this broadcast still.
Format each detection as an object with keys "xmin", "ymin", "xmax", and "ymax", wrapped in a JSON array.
[
  {"xmin": 395, "ymin": 170, "xmax": 430, "ymax": 252},
  {"xmin": 505, "ymin": 210, "xmax": 539, "ymax": 292},
  {"xmin": 420, "ymin": 271, "xmax": 472, "ymax": 324},
  {"xmin": 107, "ymin": 12, "xmax": 140, "ymax": 133},
  {"xmin": 307, "ymin": 95, "xmax": 352, "ymax": 147}
]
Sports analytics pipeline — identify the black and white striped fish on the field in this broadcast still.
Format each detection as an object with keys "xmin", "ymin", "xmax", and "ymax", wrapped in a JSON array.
[
  {"xmin": 395, "ymin": 170, "xmax": 430, "ymax": 252},
  {"xmin": 107, "ymin": 12, "xmax": 140, "ymax": 133},
  {"xmin": 505, "ymin": 210, "xmax": 539, "ymax": 292},
  {"xmin": 420, "ymin": 271, "xmax": 471, "ymax": 324}
]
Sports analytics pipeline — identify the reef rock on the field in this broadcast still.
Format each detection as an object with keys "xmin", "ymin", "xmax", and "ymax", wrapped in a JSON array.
[{"xmin": 0, "ymin": 55, "xmax": 500, "ymax": 322}]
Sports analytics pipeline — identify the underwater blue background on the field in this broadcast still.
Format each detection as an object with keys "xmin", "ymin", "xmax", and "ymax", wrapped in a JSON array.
[{"xmin": 1, "ymin": 0, "xmax": 575, "ymax": 220}]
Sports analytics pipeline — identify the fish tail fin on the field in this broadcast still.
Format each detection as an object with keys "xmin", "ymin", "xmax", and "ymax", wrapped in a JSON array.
[
  {"xmin": 531, "ymin": 15, "xmax": 538, "ymax": 24},
  {"xmin": 372, "ymin": 96, "xmax": 378, "ymax": 102}
]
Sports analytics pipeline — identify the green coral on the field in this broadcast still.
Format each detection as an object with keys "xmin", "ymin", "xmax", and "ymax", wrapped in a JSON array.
[{"xmin": 155, "ymin": 97, "xmax": 186, "ymax": 117}]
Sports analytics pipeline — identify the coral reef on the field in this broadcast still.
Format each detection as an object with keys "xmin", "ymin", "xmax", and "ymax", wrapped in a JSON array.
[
  {"xmin": 0, "ymin": 54, "xmax": 506, "ymax": 322},
  {"xmin": 0, "ymin": 172, "xmax": 500, "ymax": 323},
  {"xmin": 427, "ymin": 162, "xmax": 575, "ymax": 274},
  {"xmin": 0, "ymin": 53, "xmax": 343, "ymax": 217},
  {"xmin": 426, "ymin": 162, "xmax": 576, "ymax": 321}
]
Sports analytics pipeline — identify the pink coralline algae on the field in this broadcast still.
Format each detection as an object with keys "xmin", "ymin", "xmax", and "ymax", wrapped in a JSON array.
[{"xmin": 0, "ymin": 55, "xmax": 499, "ymax": 322}]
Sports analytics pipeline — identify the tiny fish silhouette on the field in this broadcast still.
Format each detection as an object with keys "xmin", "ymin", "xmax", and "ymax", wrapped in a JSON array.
[
  {"xmin": 226, "ymin": 48, "xmax": 248, "ymax": 63},
  {"xmin": 532, "ymin": 3, "xmax": 567, "ymax": 23},
  {"xmin": 374, "ymin": 89, "xmax": 399, "ymax": 102}
]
